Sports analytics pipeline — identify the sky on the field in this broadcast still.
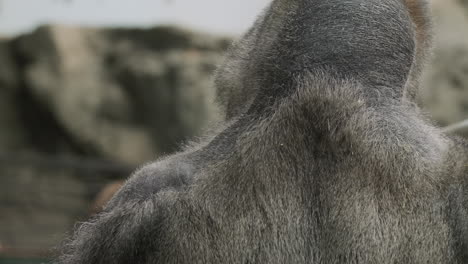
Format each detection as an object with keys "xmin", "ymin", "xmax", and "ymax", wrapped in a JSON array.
[{"xmin": 0, "ymin": 0, "xmax": 271, "ymax": 37}]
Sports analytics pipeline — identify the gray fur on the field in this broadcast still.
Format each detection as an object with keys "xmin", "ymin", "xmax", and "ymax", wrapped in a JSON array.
[{"xmin": 56, "ymin": 0, "xmax": 468, "ymax": 263}]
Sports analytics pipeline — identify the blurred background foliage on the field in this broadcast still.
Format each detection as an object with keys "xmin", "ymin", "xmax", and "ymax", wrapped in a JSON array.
[{"xmin": 1, "ymin": 0, "xmax": 468, "ymax": 263}]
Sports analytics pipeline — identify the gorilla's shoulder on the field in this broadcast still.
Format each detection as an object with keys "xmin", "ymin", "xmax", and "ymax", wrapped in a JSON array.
[{"xmin": 108, "ymin": 155, "xmax": 196, "ymax": 207}]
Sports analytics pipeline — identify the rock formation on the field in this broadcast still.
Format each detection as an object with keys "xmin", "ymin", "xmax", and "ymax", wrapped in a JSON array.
[{"xmin": 0, "ymin": 25, "xmax": 229, "ymax": 252}]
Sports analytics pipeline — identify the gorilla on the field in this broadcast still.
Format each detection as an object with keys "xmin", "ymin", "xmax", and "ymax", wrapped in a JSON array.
[{"xmin": 56, "ymin": 0, "xmax": 468, "ymax": 263}]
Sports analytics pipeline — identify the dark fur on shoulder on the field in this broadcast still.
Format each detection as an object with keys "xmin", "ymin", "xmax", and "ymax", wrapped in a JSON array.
[{"xmin": 56, "ymin": 0, "xmax": 468, "ymax": 263}]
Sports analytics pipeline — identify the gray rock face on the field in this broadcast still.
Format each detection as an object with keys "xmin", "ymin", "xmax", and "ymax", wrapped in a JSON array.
[
  {"xmin": 420, "ymin": 0, "xmax": 468, "ymax": 134},
  {"xmin": 0, "ymin": 25, "xmax": 229, "ymax": 252},
  {"xmin": 0, "ymin": 40, "xmax": 25, "ymax": 151},
  {"xmin": 459, "ymin": 0, "xmax": 468, "ymax": 8},
  {"xmin": 15, "ymin": 25, "xmax": 228, "ymax": 164}
]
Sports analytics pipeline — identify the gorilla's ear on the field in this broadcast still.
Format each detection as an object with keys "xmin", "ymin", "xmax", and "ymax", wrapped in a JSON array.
[
  {"xmin": 214, "ymin": 31, "xmax": 256, "ymax": 120},
  {"xmin": 214, "ymin": 20, "xmax": 262, "ymax": 120},
  {"xmin": 214, "ymin": 0, "xmax": 293, "ymax": 120},
  {"xmin": 402, "ymin": 0, "xmax": 433, "ymax": 102}
]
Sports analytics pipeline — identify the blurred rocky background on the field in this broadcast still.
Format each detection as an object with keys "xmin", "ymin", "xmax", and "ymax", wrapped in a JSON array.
[
  {"xmin": 0, "ymin": 25, "xmax": 230, "ymax": 262},
  {"xmin": 1, "ymin": 0, "xmax": 468, "ymax": 262},
  {"xmin": 420, "ymin": 0, "xmax": 468, "ymax": 135}
]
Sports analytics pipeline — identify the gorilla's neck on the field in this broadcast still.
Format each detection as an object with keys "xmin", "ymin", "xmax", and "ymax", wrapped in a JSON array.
[{"xmin": 205, "ymin": 73, "xmax": 446, "ymax": 186}]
